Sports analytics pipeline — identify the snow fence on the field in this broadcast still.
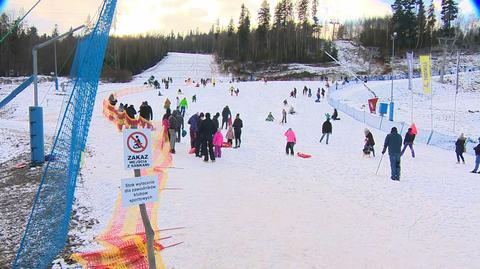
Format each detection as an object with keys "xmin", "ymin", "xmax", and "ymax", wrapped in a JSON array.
[{"xmin": 328, "ymin": 97, "xmax": 476, "ymax": 156}]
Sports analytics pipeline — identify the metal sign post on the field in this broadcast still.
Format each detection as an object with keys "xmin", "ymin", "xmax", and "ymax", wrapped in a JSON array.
[{"xmin": 123, "ymin": 128, "xmax": 156, "ymax": 268}]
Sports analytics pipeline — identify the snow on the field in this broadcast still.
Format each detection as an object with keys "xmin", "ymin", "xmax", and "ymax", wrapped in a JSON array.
[{"xmin": 2, "ymin": 52, "xmax": 480, "ymax": 268}]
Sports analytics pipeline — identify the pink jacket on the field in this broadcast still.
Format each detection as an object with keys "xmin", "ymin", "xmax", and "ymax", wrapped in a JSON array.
[
  {"xmin": 284, "ymin": 130, "xmax": 296, "ymax": 143},
  {"xmin": 226, "ymin": 127, "xmax": 234, "ymax": 139},
  {"xmin": 213, "ymin": 131, "xmax": 224, "ymax": 146}
]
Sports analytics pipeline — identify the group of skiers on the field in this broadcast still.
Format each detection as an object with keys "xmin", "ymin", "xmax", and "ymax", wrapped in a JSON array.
[{"xmin": 187, "ymin": 105, "xmax": 244, "ymax": 162}]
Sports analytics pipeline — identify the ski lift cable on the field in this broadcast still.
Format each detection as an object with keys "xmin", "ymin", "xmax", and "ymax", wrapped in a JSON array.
[
  {"xmin": 322, "ymin": 49, "xmax": 377, "ymax": 98},
  {"xmin": 0, "ymin": 0, "xmax": 43, "ymax": 44}
]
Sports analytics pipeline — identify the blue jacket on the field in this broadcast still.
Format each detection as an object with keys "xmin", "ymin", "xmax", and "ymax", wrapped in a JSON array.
[
  {"xmin": 188, "ymin": 114, "xmax": 200, "ymax": 132},
  {"xmin": 383, "ymin": 130, "xmax": 403, "ymax": 155}
]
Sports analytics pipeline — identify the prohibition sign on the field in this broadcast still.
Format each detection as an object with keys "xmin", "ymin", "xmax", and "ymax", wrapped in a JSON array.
[{"xmin": 127, "ymin": 132, "xmax": 149, "ymax": 154}]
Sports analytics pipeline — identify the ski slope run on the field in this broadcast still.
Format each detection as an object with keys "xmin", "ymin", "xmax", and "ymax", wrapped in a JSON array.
[{"xmin": 66, "ymin": 53, "xmax": 480, "ymax": 268}]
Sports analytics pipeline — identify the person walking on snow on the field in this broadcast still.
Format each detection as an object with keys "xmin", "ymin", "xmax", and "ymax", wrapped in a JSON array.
[
  {"xmin": 199, "ymin": 113, "xmax": 216, "ymax": 162},
  {"xmin": 319, "ymin": 118, "xmax": 332, "ymax": 144},
  {"xmin": 382, "ymin": 127, "xmax": 403, "ymax": 181},
  {"xmin": 221, "ymin": 106, "xmax": 232, "ymax": 129},
  {"xmin": 455, "ymin": 133, "xmax": 466, "ymax": 164},
  {"xmin": 233, "ymin": 114, "xmax": 243, "ymax": 148},
  {"xmin": 281, "ymin": 108, "xmax": 287, "ymax": 124},
  {"xmin": 226, "ymin": 125, "xmax": 234, "ymax": 145},
  {"xmin": 284, "ymin": 128, "xmax": 297, "ymax": 155},
  {"xmin": 471, "ymin": 137, "xmax": 480, "ymax": 173},
  {"xmin": 213, "ymin": 129, "xmax": 224, "ymax": 158},
  {"xmin": 364, "ymin": 128, "xmax": 375, "ymax": 157},
  {"xmin": 179, "ymin": 97, "xmax": 188, "ymax": 116},
  {"xmin": 401, "ymin": 128, "xmax": 416, "ymax": 158}
]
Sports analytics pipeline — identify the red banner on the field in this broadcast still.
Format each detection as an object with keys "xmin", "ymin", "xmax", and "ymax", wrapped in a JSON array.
[{"xmin": 368, "ymin": 98, "xmax": 379, "ymax": 114}]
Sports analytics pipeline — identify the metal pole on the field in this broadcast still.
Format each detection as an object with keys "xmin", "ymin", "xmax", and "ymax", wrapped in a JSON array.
[
  {"xmin": 134, "ymin": 169, "xmax": 157, "ymax": 268},
  {"xmin": 54, "ymin": 40, "xmax": 58, "ymax": 91},
  {"xmin": 389, "ymin": 33, "xmax": 396, "ymax": 121},
  {"xmin": 430, "ymin": 53, "xmax": 434, "ymax": 131},
  {"xmin": 453, "ymin": 51, "xmax": 460, "ymax": 133},
  {"xmin": 33, "ymin": 49, "xmax": 38, "ymax": 106}
]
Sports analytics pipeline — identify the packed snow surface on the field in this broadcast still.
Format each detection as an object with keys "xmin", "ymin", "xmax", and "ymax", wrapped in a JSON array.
[{"xmin": 2, "ymin": 53, "xmax": 480, "ymax": 268}]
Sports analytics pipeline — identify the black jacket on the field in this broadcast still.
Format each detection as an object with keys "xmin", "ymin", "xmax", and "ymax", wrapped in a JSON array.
[
  {"xmin": 365, "ymin": 132, "xmax": 375, "ymax": 146},
  {"xmin": 233, "ymin": 118, "xmax": 243, "ymax": 131},
  {"xmin": 322, "ymin": 120, "xmax": 332, "ymax": 134},
  {"xmin": 222, "ymin": 107, "xmax": 231, "ymax": 119},
  {"xmin": 168, "ymin": 114, "xmax": 179, "ymax": 130},
  {"xmin": 200, "ymin": 118, "xmax": 216, "ymax": 139},
  {"xmin": 213, "ymin": 115, "xmax": 220, "ymax": 130},
  {"xmin": 126, "ymin": 106, "xmax": 137, "ymax": 119},
  {"xmin": 404, "ymin": 132, "xmax": 416, "ymax": 144},
  {"xmin": 474, "ymin": 144, "xmax": 480, "ymax": 156},
  {"xmin": 139, "ymin": 104, "xmax": 153, "ymax": 120},
  {"xmin": 455, "ymin": 138, "xmax": 466, "ymax": 153}
]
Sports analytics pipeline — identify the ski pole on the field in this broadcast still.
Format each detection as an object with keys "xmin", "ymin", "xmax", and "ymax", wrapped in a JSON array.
[{"xmin": 375, "ymin": 154, "xmax": 385, "ymax": 175}]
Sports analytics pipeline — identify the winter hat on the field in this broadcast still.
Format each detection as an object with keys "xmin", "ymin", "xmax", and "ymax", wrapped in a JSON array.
[{"xmin": 391, "ymin": 127, "xmax": 398, "ymax": 133}]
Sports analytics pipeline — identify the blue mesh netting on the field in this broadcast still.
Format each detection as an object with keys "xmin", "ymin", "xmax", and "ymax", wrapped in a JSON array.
[{"xmin": 13, "ymin": 1, "xmax": 117, "ymax": 268}]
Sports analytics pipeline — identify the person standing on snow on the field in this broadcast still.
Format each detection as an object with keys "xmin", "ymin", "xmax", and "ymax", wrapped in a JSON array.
[
  {"xmin": 221, "ymin": 106, "xmax": 232, "ymax": 129},
  {"xmin": 319, "ymin": 118, "xmax": 332, "ymax": 145},
  {"xmin": 213, "ymin": 129, "xmax": 224, "ymax": 158},
  {"xmin": 179, "ymin": 97, "xmax": 188, "ymax": 117},
  {"xmin": 199, "ymin": 113, "xmax": 216, "ymax": 162},
  {"xmin": 213, "ymin": 113, "xmax": 220, "ymax": 131},
  {"xmin": 471, "ymin": 137, "xmax": 480, "ymax": 173},
  {"xmin": 401, "ymin": 128, "xmax": 416, "ymax": 158},
  {"xmin": 281, "ymin": 108, "xmax": 287, "ymax": 124},
  {"xmin": 226, "ymin": 125, "xmax": 234, "ymax": 145},
  {"xmin": 364, "ymin": 128, "xmax": 375, "ymax": 157},
  {"xmin": 455, "ymin": 133, "xmax": 466, "ymax": 164},
  {"xmin": 168, "ymin": 111, "xmax": 180, "ymax": 153},
  {"xmin": 139, "ymin": 101, "xmax": 153, "ymax": 121},
  {"xmin": 188, "ymin": 113, "xmax": 200, "ymax": 149},
  {"xmin": 174, "ymin": 110, "xmax": 184, "ymax": 143},
  {"xmin": 233, "ymin": 114, "xmax": 243, "ymax": 148},
  {"xmin": 164, "ymin": 98, "xmax": 171, "ymax": 110},
  {"xmin": 382, "ymin": 127, "xmax": 403, "ymax": 181},
  {"xmin": 284, "ymin": 128, "xmax": 297, "ymax": 155},
  {"xmin": 126, "ymin": 105, "xmax": 137, "ymax": 119}
]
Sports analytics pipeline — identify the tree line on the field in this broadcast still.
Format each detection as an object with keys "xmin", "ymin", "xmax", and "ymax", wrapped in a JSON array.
[{"xmin": 342, "ymin": 0, "xmax": 479, "ymax": 56}]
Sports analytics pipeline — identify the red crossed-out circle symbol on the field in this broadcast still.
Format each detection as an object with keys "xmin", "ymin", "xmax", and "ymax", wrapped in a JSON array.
[{"xmin": 127, "ymin": 132, "xmax": 148, "ymax": 154}]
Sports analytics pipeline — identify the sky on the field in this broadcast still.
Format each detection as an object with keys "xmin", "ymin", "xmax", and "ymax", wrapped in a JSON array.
[{"xmin": 1, "ymin": 0, "xmax": 478, "ymax": 36}]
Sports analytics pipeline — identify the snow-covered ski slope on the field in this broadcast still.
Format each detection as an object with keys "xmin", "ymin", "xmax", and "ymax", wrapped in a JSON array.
[{"xmin": 69, "ymin": 53, "xmax": 480, "ymax": 268}]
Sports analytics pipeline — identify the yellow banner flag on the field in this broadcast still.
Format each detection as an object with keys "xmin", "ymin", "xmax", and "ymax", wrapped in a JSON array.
[{"xmin": 420, "ymin": 55, "xmax": 431, "ymax": 94}]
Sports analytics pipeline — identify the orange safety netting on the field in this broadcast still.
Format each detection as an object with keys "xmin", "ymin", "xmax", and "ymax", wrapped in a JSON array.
[{"xmin": 71, "ymin": 96, "xmax": 179, "ymax": 268}]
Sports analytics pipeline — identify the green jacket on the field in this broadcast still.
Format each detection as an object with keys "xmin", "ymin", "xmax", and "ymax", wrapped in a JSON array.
[{"xmin": 179, "ymin": 98, "xmax": 188, "ymax": 108}]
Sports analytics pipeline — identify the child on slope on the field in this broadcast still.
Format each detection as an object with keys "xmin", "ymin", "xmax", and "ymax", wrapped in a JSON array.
[
  {"xmin": 213, "ymin": 129, "xmax": 224, "ymax": 158},
  {"xmin": 226, "ymin": 125, "xmax": 234, "ymax": 146}
]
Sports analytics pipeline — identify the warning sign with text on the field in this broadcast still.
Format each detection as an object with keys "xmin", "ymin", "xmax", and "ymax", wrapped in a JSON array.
[
  {"xmin": 121, "ymin": 176, "xmax": 159, "ymax": 207},
  {"xmin": 123, "ymin": 128, "xmax": 152, "ymax": 170}
]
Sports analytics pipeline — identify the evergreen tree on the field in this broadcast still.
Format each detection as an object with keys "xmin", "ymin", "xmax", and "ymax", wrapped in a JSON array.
[
  {"xmin": 441, "ymin": 0, "xmax": 458, "ymax": 37},
  {"xmin": 238, "ymin": 4, "xmax": 251, "ymax": 61},
  {"xmin": 257, "ymin": 0, "xmax": 271, "ymax": 59},
  {"xmin": 416, "ymin": 0, "xmax": 427, "ymax": 48},
  {"xmin": 426, "ymin": 0, "xmax": 437, "ymax": 45}
]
